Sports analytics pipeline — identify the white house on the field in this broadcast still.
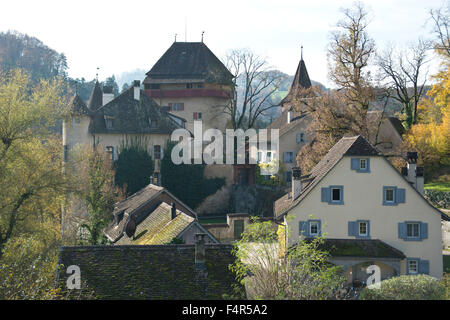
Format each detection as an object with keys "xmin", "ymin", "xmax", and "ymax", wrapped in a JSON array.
[{"xmin": 274, "ymin": 135, "xmax": 447, "ymax": 285}]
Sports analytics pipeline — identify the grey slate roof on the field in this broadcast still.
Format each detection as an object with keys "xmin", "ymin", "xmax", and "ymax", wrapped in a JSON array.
[
  {"xmin": 280, "ymin": 58, "xmax": 312, "ymax": 105},
  {"xmin": 67, "ymin": 93, "xmax": 90, "ymax": 116},
  {"xmin": 315, "ymin": 239, "xmax": 406, "ymax": 259},
  {"xmin": 89, "ymin": 86, "xmax": 184, "ymax": 134},
  {"xmin": 144, "ymin": 42, "xmax": 234, "ymax": 84},
  {"xmin": 87, "ymin": 80, "xmax": 103, "ymax": 111},
  {"xmin": 388, "ymin": 117, "xmax": 406, "ymax": 137},
  {"xmin": 266, "ymin": 109, "xmax": 309, "ymax": 137},
  {"xmin": 274, "ymin": 135, "xmax": 381, "ymax": 218}
]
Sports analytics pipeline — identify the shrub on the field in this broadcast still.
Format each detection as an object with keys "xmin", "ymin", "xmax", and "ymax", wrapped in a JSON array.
[
  {"xmin": 424, "ymin": 189, "xmax": 450, "ymax": 208},
  {"xmin": 359, "ymin": 274, "xmax": 446, "ymax": 300}
]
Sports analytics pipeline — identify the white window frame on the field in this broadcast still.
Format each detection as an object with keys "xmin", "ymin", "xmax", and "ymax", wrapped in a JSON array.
[
  {"xmin": 173, "ymin": 103, "xmax": 182, "ymax": 111},
  {"xmin": 360, "ymin": 159, "xmax": 367, "ymax": 170},
  {"xmin": 385, "ymin": 188, "xmax": 395, "ymax": 203},
  {"xmin": 359, "ymin": 221, "xmax": 368, "ymax": 236},
  {"xmin": 406, "ymin": 223, "xmax": 420, "ymax": 238},
  {"xmin": 310, "ymin": 221, "xmax": 319, "ymax": 236},
  {"xmin": 331, "ymin": 188, "xmax": 341, "ymax": 202},
  {"xmin": 408, "ymin": 260, "xmax": 418, "ymax": 274}
]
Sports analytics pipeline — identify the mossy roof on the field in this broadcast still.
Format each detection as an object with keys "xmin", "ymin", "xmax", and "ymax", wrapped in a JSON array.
[{"xmin": 116, "ymin": 202, "xmax": 194, "ymax": 245}]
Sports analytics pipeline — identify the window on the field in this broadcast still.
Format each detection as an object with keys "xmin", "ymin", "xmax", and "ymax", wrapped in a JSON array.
[
  {"xmin": 106, "ymin": 146, "xmax": 114, "ymax": 161},
  {"xmin": 359, "ymin": 221, "xmax": 368, "ymax": 236},
  {"xmin": 266, "ymin": 152, "xmax": 272, "ymax": 162},
  {"xmin": 310, "ymin": 221, "xmax": 319, "ymax": 236},
  {"xmin": 407, "ymin": 223, "xmax": 420, "ymax": 238},
  {"xmin": 283, "ymin": 152, "xmax": 294, "ymax": 163},
  {"xmin": 321, "ymin": 186, "xmax": 344, "ymax": 205},
  {"xmin": 193, "ymin": 112, "xmax": 202, "ymax": 120},
  {"xmin": 331, "ymin": 188, "xmax": 341, "ymax": 202},
  {"xmin": 360, "ymin": 159, "xmax": 367, "ymax": 170},
  {"xmin": 173, "ymin": 103, "xmax": 182, "ymax": 111},
  {"xmin": 105, "ymin": 117, "xmax": 114, "ymax": 129},
  {"xmin": 149, "ymin": 119, "xmax": 158, "ymax": 128},
  {"xmin": 408, "ymin": 260, "xmax": 418, "ymax": 274},
  {"xmin": 351, "ymin": 158, "xmax": 370, "ymax": 172},
  {"xmin": 196, "ymin": 83, "xmax": 204, "ymax": 88},
  {"xmin": 257, "ymin": 152, "xmax": 262, "ymax": 163},
  {"xmin": 385, "ymin": 188, "xmax": 395, "ymax": 202},
  {"xmin": 150, "ymin": 84, "xmax": 160, "ymax": 89},
  {"xmin": 296, "ymin": 132, "xmax": 305, "ymax": 143},
  {"xmin": 153, "ymin": 145, "xmax": 161, "ymax": 160},
  {"xmin": 186, "ymin": 83, "xmax": 193, "ymax": 89},
  {"xmin": 285, "ymin": 171, "xmax": 292, "ymax": 183}
]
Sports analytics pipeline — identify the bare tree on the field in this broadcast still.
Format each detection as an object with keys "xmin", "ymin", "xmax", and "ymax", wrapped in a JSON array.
[
  {"xmin": 222, "ymin": 49, "xmax": 282, "ymax": 129},
  {"xmin": 327, "ymin": 2, "xmax": 376, "ymax": 112},
  {"xmin": 377, "ymin": 39, "xmax": 431, "ymax": 128},
  {"xmin": 430, "ymin": 3, "xmax": 450, "ymax": 58}
]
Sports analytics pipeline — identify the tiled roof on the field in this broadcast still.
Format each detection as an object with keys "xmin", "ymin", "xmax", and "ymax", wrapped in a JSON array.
[
  {"xmin": 274, "ymin": 135, "xmax": 381, "ymax": 218},
  {"xmin": 56, "ymin": 244, "xmax": 239, "ymax": 299},
  {"xmin": 315, "ymin": 238, "xmax": 406, "ymax": 259},
  {"xmin": 144, "ymin": 42, "xmax": 233, "ymax": 84},
  {"xmin": 67, "ymin": 93, "xmax": 90, "ymax": 115},
  {"xmin": 89, "ymin": 86, "xmax": 185, "ymax": 134},
  {"xmin": 280, "ymin": 58, "xmax": 312, "ymax": 105},
  {"xmin": 265, "ymin": 109, "xmax": 309, "ymax": 137},
  {"xmin": 116, "ymin": 202, "xmax": 195, "ymax": 245},
  {"xmin": 388, "ymin": 117, "xmax": 406, "ymax": 137}
]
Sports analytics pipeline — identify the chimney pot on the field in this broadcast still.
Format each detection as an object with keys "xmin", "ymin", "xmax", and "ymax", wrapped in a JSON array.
[
  {"xmin": 195, "ymin": 233, "xmax": 206, "ymax": 270},
  {"xmin": 407, "ymin": 152, "xmax": 418, "ymax": 163},
  {"xmin": 171, "ymin": 202, "xmax": 176, "ymax": 220},
  {"xmin": 133, "ymin": 80, "xmax": 140, "ymax": 101},
  {"xmin": 292, "ymin": 167, "xmax": 302, "ymax": 201}
]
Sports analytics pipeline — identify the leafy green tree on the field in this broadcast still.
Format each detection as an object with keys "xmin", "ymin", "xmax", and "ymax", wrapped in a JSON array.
[
  {"xmin": 102, "ymin": 75, "xmax": 119, "ymax": 96},
  {"xmin": 160, "ymin": 141, "xmax": 225, "ymax": 209},
  {"xmin": 230, "ymin": 218, "xmax": 346, "ymax": 299},
  {"xmin": 0, "ymin": 69, "xmax": 67, "ymax": 256},
  {"xmin": 114, "ymin": 138, "xmax": 154, "ymax": 196},
  {"xmin": 75, "ymin": 147, "xmax": 124, "ymax": 245}
]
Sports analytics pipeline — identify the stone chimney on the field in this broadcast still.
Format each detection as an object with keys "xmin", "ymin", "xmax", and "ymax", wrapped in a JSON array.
[
  {"xmin": 133, "ymin": 80, "xmax": 140, "ymax": 101},
  {"xmin": 405, "ymin": 152, "xmax": 424, "ymax": 195},
  {"xmin": 194, "ymin": 233, "xmax": 206, "ymax": 270},
  {"xmin": 171, "ymin": 202, "xmax": 177, "ymax": 220},
  {"xmin": 292, "ymin": 167, "xmax": 302, "ymax": 200},
  {"xmin": 102, "ymin": 86, "xmax": 114, "ymax": 106}
]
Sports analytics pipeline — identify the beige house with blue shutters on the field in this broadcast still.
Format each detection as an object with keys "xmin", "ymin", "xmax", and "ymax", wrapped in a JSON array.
[{"xmin": 274, "ymin": 135, "xmax": 448, "ymax": 285}]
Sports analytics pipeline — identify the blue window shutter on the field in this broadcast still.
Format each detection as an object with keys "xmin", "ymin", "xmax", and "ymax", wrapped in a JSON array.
[
  {"xmin": 283, "ymin": 152, "xmax": 287, "ymax": 162},
  {"xmin": 396, "ymin": 188, "xmax": 406, "ymax": 203},
  {"xmin": 351, "ymin": 158, "xmax": 359, "ymax": 170},
  {"xmin": 398, "ymin": 222, "xmax": 406, "ymax": 239},
  {"xmin": 160, "ymin": 146, "xmax": 163, "ymax": 160},
  {"xmin": 418, "ymin": 260, "xmax": 430, "ymax": 274},
  {"xmin": 348, "ymin": 221, "xmax": 357, "ymax": 236},
  {"xmin": 299, "ymin": 221, "xmax": 308, "ymax": 237},
  {"xmin": 318, "ymin": 220, "xmax": 322, "ymax": 236},
  {"xmin": 321, "ymin": 187, "xmax": 331, "ymax": 202},
  {"xmin": 367, "ymin": 220, "xmax": 371, "ymax": 237},
  {"xmin": 366, "ymin": 158, "xmax": 370, "ymax": 172},
  {"xmin": 420, "ymin": 223, "xmax": 428, "ymax": 239}
]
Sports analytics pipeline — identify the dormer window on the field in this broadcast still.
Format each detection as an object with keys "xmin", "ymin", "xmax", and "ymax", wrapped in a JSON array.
[
  {"xmin": 149, "ymin": 118, "xmax": 158, "ymax": 129},
  {"xmin": 104, "ymin": 116, "xmax": 114, "ymax": 129}
]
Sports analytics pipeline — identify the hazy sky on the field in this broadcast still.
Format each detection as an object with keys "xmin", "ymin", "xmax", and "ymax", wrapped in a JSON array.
[{"xmin": 0, "ymin": 0, "xmax": 446, "ymax": 87}]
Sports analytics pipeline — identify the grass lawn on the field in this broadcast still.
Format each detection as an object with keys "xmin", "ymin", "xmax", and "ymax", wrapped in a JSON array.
[
  {"xmin": 199, "ymin": 216, "xmax": 227, "ymax": 224},
  {"xmin": 425, "ymin": 181, "xmax": 450, "ymax": 192}
]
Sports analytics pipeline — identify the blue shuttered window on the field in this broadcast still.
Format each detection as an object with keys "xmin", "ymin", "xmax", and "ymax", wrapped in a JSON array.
[
  {"xmin": 348, "ymin": 220, "xmax": 370, "ymax": 238},
  {"xmin": 351, "ymin": 158, "xmax": 370, "ymax": 173},
  {"xmin": 383, "ymin": 186, "xmax": 406, "ymax": 205},
  {"xmin": 321, "ymin": 186, "xmax": 344, "ymax": 205},
  {"xmin": 407, "ymin": 258, "xmax": 430, "ymax": 275},
  {"xmin": 398, "ymin": 221, "xmax": 428, "ymax": 241},
  {"xmin": 299, "ymin": 220, "xmax": 321, "ymax": 238}
]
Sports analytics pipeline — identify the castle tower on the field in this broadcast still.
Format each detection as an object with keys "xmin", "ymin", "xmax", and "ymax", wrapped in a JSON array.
[
  {"xmin": 280, "ymin": 46, "xmax": 312, "ymax": 113},
  {"xmin": 143, "ymin": 41, "xmax": 234, "ymax": 132}
]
